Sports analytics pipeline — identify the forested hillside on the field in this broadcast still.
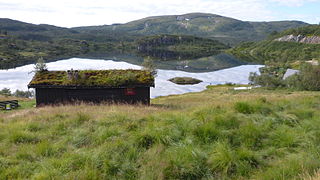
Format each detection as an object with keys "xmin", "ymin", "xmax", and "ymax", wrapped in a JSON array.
[
  {"xmin": 74, "ymin": 13, "xmax": 308, "ymax": 46},
  {"xmin": 229, "ymin": 25, "xmax": 320, "ymax": 66}
]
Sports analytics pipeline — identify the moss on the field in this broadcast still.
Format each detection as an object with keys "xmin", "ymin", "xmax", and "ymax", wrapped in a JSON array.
[
  {"xmin": 169, "ymin": 77, "xmax": 202, "ymax": 85},
  {"xmin": 29, "ymin": 70, "xmax": 154, "ymax": 87}
]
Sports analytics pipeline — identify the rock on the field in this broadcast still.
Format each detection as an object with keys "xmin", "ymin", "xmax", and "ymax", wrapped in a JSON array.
[
  {"xmin": 176, "ymin": 16, "xmax": 185, "ymax": 21},
  {"xmin": 283, "ymin": 69, "xmax": 300, "ymax": 80},
  {"xmin": 233, "ymin": 87, "xmax": 252, "ymax": 90},
  {"xmin": 275, "ymin": 34, "xmax": 320, "ymax": 44},
  {"xmin": 306, "ymin": 59, "xmax": 319, "ymax": 66}
]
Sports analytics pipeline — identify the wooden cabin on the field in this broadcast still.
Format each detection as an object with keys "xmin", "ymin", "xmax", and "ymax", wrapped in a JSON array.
[{"xmin": 28, "ymin": 69, "xmax": 154, "ymax": 106}]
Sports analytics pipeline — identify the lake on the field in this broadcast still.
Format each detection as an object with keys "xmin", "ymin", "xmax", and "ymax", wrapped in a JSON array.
[{"xmin": 0, "ymin": 58, "xmax": 262, "ymax": 98}]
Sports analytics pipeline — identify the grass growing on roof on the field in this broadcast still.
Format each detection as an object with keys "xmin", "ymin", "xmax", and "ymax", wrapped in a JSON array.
[{"xmin": 28, "ymin": 69, "xmax": 154, "ymax": 87}]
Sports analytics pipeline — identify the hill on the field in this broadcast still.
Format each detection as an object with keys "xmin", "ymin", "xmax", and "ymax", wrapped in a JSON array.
[
  {"xmin": 73, "ymin": 13, "xmax": 308, "ymax": 46},
  {"xmin": 229, "ymin": 25, "xmax": 320, "ymax": 66},
  {"xmin": 0, "ymin": 18, "xmax": 78, "ymax": 41},
  {"xmin": 1, "ymin": 86, "xmax": 320, "ymax": 179},
  {"xmin": 0, "ymin": 14, "xmax": 310, "ymax": 69}
]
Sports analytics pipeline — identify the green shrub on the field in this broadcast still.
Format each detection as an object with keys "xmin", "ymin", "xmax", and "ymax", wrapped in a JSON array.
[
  {"xmin": 289, "ymin": 109, "xmax": 314, "ymax": 120},
  {"xmin": 234, "ymin": 102, "xmax": 255, "ymax": 114},
  {"xmin": 74, "ymin": 112, "xmax": 90, "ymax": 125},
  {"xmin": 268, "ymin": 125, "xmax": 300, "ymax": 148},
  {"xmin": 254, "ymin": 153, "xmax": 320, "ymax": 180},
  {"xmin": 208, "ymin": 141, "xmax": 259, "ymax": 176},
  {"xmin": 71, "ymin": 130, "xmax": 92, "ymax": 148},
  {"xmin": 16, "ymin": 151, "xmax": 36, "ymax": 162},
  {"xmin": 136, "ymin": 134, "xmax": 155, "ymax": 149},
  {"xmin": 274, "ymin": 112, "xmax": 299, "ymax": 126},
  {"xmin": 252, "ymin": 63, "xmax": 320, "ymax": 91},
  {"xmin": 237, "ymin": 120, "xmax": 267, "ymax": 149},
  {"xmin": 193, "ymin": 106, "xmax": 225, "ymax": 123},
  {"xmin": 249, "ymin": 72, "xmax": 284, "ymax": 89},
  {"xmin": 52, "ymin": 122, "xmax": 68, "ymax": 136},
  {"xmin": 213, "ymin": 114, "xmax": 240, "ymax": 130},
  {"xmin": 193, "ymin": 123, "xmax": 220, "ymax": 143},
  {"xmin": 94, "ymin": 127, "xmax": 120, "ymax": 144},
  {"xmin": 26, "ymin": 122, "xmax": 43, "ymax": 132},
  {"xmin": 10, "ymin": 132, "xmax": 40, "ymax": 144},
  {"xmin": 163, "ymin": 146, "xmax": 209, "ymax": 179},
  {"xmin": 13, "ymin": 89, "xmax": 34, "ymax": 98},
  {"xmin": 36, "ymin": 141, "xmax": 58, "ymax": 157},
  {"xmin": 1, "ymin": 162, "xmax": 38, "ymax": 179},
  {"xmin": 61, "ymin": 153, "xmax": 89, "ymax": 172},
  {"xmin": 0, "ymin": 88, "xmax": 11, "ymax": 97},
  {"xmin": 258, "ymin": 97, "xmax": 267, "ymax": 103},
  {"xmin": 297, "ymin": 63, "xmax": 320, "ymax": 91},
  {"xmin": 255, "ymin": 103, "xmax": 273, "ymax": 115}
]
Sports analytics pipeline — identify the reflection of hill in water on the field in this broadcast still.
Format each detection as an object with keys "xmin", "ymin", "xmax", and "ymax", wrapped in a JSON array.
[
  {"xmin": 136, "ymin": 48, "xmax": 222, "ymax": 61},
  {"xmin": 77, "ymin": 53, "xmax": 248, "ymax": 73}
]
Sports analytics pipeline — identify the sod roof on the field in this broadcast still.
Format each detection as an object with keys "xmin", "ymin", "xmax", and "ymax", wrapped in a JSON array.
[{"xmin": 28, "ymin": 69, "xmax": 154, "ymax": 88}]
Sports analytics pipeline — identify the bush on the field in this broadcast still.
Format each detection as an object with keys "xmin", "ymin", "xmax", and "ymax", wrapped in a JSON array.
[
  {"xmin": 283, "ymin": 63, "xmax": 320, "ymax": 90},
  {"xmin": 0, "ymin": 88, "xmax": 34, "ymax": 98},
  {"xmin": 36, "ymin": 141, "xmax": 57, "ymax": 157},
  {"xmin": 297, "ymin": 63, "xmax": 320, "ymax": 90},
  {"xmin": 249, "ymin": 72, "xmax": 284, "ymax": 89},
  {"xmin": 234, "ymin": 102, "xmax": 255, "ymax": 114},
  {"xmin": 13, "ymin": 90, "xmax": 34, "ymax": 98},
  {"xmin": 208, "ymin": 141, "xmax": 259, "ymax": 176},
  {"xmin": 193, "ymin": 123, "xmax": 220, "ymax": 143},
  {"xmin": 163, "ymin": 146, "xmax": 209, "ymax": 179},
  {"xmin": 251, "ymin": 63, "xmax": 320, "ymax": 91},
  {"xmin": 10, "ymin": 132, "xmax": 40, "ymax": 144},
  {"xmin": 136, "ymin": 134, "xmax": 155, "ymax": 149},
  {"xmin": 0, "ymin": 88, "xmax": 11, "ymax": 96}
]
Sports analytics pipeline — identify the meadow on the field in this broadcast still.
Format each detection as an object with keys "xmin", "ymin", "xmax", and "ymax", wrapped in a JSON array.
[{"xmin": 0, "ymin": 86, "xmax": 320, "ymax": 179}]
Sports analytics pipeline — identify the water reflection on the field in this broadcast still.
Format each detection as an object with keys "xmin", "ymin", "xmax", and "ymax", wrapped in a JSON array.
[
  {"xmin": 77, "ymin": 52, "xmax": 248, "ymax": 72},
  {"xmin": 1, "ymin": 52, "xmax": 249, "ymax": 73},
  {"xmin": 0, "ymin": 58, "xmax": 262, "ymax": 98}
]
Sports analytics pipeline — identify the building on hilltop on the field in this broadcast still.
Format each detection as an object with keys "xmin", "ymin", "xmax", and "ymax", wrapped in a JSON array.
[{"xmin": 28, "ymin": 69, "xmax": 155, "ymax": 106}]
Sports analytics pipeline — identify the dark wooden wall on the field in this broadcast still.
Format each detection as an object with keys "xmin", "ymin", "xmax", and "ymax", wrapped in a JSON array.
[{"xmin": 35, "ymin": 87, "xmax": 150, "ymax": 106}]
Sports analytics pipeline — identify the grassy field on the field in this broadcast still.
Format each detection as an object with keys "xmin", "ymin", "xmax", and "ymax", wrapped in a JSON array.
[{"xmin": 0, "ymin": 86, "xmax": 320, "ymax": 179}]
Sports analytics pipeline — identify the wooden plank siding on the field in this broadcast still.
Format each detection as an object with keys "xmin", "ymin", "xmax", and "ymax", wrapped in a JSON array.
[{"xmin": 34, "ymin": 87, "xmax": 150, "ymax": 106}]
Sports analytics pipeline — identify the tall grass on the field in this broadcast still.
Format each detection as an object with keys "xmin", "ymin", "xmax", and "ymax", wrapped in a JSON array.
[{"xmin": 0, "ymin": 87, "xmax": 320, "ymax": 179}]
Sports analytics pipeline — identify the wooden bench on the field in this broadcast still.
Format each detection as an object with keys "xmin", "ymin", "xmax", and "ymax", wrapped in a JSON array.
[{"xmin": 0, "ymin": 100, "xmax": 19, "ymax": 110}]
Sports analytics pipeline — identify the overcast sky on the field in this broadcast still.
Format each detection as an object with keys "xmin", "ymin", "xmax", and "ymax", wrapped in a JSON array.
[{"xmin": 0, "ymin": 0, "xmax": 319, "ymax": 27}]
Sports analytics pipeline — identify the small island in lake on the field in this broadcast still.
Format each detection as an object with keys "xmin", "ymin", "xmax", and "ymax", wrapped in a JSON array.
[{"xmin": 169, "ymin": 77, "xmax": 202, "ymax": 85}]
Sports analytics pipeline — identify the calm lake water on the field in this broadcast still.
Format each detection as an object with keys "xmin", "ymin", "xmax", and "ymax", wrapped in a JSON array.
[{"xmin": 0, "ymin": 58, "xmax": 263, "ymax": 98}]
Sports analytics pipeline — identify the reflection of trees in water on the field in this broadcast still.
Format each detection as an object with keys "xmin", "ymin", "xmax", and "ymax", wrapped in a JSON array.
[
  {"xmin": 138, "ymin": 49, "xmax": 221, "ymax": 61},
  {"xmin": 79, "ymin": 52, "xmax": 248, "ymax": 72},
  {"xmin": 2, "ymin": 51, "xmax": 248, "ymax": 73},
  {"xmin": 175, "ymin": 61, "xmax": 189, "ymax": 70}
]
